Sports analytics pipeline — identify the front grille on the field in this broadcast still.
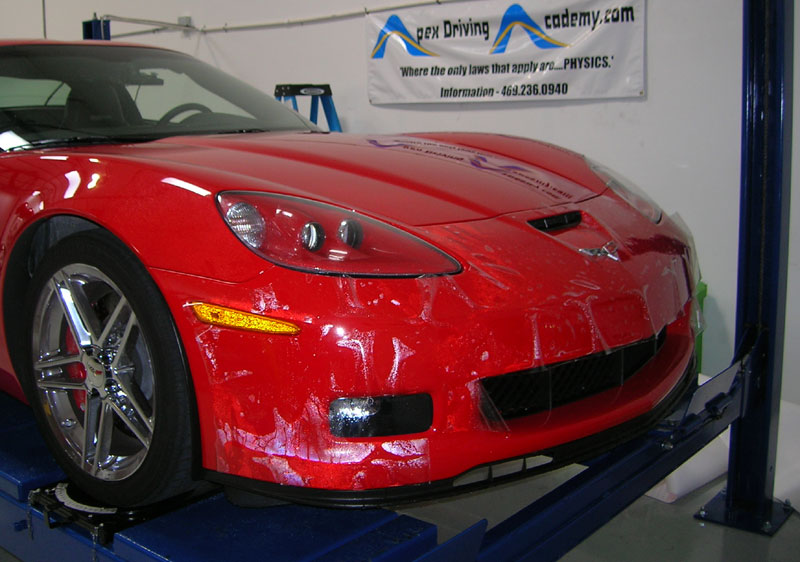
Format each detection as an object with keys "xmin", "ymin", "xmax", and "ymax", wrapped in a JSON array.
[{"xmin": 481, "ymin": 329, "xmax": 667, "ymax": 420}]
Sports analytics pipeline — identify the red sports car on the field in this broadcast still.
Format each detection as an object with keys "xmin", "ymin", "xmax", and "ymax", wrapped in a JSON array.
[{"xmin": 0, "ymin": 40, "xmax": 698, "ymax": 507}]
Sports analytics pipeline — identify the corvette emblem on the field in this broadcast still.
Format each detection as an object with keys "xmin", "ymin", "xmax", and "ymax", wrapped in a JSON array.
[{"xmin": 579, "ymin": 241, "xmax": 620, "ymax": 261}]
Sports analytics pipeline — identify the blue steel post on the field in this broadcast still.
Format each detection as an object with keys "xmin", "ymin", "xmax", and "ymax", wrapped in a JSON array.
[{"xmin": 699, "ymin": 0, "xmax": 794, "ymax": 535}]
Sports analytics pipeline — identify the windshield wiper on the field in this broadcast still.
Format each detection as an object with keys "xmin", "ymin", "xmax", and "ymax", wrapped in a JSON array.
[
  {"xmin": 8, "ymin": 134, "xmax": 156, "ymax": 151},
  {"xmin": 210, "ymin": 128, "xmax": 270, "ymax": 135}
]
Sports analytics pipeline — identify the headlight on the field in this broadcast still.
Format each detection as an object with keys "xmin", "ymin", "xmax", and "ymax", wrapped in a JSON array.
[
  {"xmin": 589, "ymin": 161, "xmax": 663, "ymax": 224},
  {"xmin": 218, "ymin": 192, "xmax": 461, "ymax": 277}
]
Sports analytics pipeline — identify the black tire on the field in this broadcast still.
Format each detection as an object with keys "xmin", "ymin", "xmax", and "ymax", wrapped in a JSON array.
[{"xmin": 20, "ymin": 230, "xmax": 196, "ymax": 507}]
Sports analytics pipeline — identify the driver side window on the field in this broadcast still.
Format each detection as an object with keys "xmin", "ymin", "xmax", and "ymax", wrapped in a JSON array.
[{"xmin": 126, "ymin": 68, "xmax": 248, "ymax": 121}]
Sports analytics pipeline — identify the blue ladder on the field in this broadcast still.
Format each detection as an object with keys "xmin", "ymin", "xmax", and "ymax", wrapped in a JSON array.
[{"xmin": 274, "ymin": 84, "xmax": 342, "ymax": 132}]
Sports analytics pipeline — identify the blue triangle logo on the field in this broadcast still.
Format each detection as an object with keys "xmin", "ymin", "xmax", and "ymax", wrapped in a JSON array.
[
  {"xmin": 491, "ymin": 4, "xmax": 568, "ymax": 54},
  {"xmin": 371, "ymin": 15, "xmax": 437, "ymax": 58}
]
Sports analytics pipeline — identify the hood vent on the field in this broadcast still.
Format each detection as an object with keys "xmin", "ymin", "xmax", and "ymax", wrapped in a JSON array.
[{"xmin": 528, "ymin": 211, "xmax": 581, "ymax": 233}]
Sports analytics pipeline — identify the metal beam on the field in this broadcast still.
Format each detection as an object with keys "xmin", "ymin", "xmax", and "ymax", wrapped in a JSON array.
[{"xmin": 700, "ymin": 0, "xmax": 794, "ymax": 535}]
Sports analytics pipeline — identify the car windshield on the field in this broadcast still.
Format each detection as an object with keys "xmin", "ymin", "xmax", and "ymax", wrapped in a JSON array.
[{"xmin": 0, "ymin": 44, "xmax": 317, "ymax": 151}]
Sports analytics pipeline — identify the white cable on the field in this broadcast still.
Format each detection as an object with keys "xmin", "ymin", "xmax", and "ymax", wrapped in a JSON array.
[{"xmin": 104, "ymin": 0, "xmax": 472, "ymax": 39}]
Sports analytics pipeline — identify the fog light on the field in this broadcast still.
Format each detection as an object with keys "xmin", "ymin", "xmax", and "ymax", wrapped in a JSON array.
[{"xmin": 329, "ymin": 394, "xmax": 433, "ymax": 437}]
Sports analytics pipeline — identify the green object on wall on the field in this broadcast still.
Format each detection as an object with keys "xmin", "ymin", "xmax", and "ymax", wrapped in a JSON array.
[{"xmin": 695, "ymin": 281, "xmax": 707, "ymax": 373}]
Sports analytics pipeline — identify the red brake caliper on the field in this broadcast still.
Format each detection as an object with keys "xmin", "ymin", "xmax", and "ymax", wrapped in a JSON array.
[{"xmin": 64, "ymin": 326, "xmax": 87, "ymax": 412}]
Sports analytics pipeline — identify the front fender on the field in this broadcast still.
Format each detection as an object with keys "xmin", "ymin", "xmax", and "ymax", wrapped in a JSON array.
[{"xmin": 0, "ymin": 150, "xmax": 272, "ymax": 284}]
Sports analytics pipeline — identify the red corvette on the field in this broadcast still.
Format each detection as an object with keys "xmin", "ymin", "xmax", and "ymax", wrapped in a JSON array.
[{"xmin": 0, "ymin": 41, "xmax": 698, "ymax": 507}]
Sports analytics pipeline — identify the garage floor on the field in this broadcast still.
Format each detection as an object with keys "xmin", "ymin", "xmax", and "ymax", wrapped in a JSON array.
[{"xmin": 397, "ymin": 467, "xmax": 800, "ymax": 561}]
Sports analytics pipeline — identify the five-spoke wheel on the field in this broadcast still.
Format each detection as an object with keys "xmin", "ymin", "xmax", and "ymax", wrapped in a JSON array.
[
  {"xmin": 32, "ymin": 263, "xmax": 154, "ymax": 481},
  {"xmin": 23, "ymin": 231, "xmax": 195, "ymax": 506}
]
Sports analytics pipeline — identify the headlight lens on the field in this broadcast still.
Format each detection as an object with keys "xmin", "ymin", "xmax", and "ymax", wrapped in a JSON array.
[
  {"xmin": 218, "ymin": 192, "xmax": 461, "ymax": 277},
  {"xmin": 225, "ymin": 201, "xmax": 266, "ymax": 248},
  {"xmin": 590, "ymin": 161, "xmax": 663, "ymax": 224}
]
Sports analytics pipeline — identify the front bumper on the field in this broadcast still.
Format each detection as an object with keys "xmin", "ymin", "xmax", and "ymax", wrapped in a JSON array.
[
  {"xmin": 151, "ymin": 273, "xmax": 695, "ymax": 501},
  {"xmin": 148, "ymin": 199, "xmax": 697, "ymax": 504},
  {"xmin": 206, "ymin": 351, "xmax": 696, "ymax": 507}
]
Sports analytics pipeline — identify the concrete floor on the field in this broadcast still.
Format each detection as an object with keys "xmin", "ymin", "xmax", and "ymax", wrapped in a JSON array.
[
  {"xmin": 398, "ymin": 468, "xmax": 800, "ymax": 561},
  {"xmin": 562, "ymin": 478, "xmax": 799, "ymax": 562}
]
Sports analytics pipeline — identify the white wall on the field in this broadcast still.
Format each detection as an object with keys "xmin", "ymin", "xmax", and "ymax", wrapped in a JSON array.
[{"xmin": 4, "ymin": 1, "xmax": 798, "ymax": 405}]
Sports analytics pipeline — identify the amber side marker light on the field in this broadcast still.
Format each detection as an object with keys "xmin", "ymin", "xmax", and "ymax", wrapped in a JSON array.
[{"xmin": 191, "ymin": 303, "xmax": 300, "ymax": 335}]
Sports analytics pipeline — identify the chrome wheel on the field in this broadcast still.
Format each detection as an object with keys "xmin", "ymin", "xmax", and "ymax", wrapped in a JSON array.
[
  {"xmin": 23, "ymin": 231, "xmax": 195, "ymax": 506},
  {"xmin": 31, "ymin": 263, "xmax": 154, "ymax": 481}
]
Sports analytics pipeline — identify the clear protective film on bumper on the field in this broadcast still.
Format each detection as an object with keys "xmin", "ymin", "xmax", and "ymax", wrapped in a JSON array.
[
  {"xmin": 153, "ymin": 190, "xmax": 699, "ymax": 497},
  {"xmin": 669, "ymin": 212, "xmax": 706, "ymax": 339}
]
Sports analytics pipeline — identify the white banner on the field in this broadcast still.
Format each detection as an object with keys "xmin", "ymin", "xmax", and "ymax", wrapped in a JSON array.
[{"xmin": 366, "ymin": 0, "xmax": 644, "ymax": 104}]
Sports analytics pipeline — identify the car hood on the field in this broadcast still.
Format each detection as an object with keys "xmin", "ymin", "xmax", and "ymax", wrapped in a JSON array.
[{"xmin": 95, "ymin": 132, "xmax": 603, "ymax": 226}]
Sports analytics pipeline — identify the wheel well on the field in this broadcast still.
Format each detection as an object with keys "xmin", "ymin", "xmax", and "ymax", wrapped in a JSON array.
[
  {"xmin": 4, "ymin": 216, "xmax": 205, "ymax": 480},
  {"xmin": 3, "ymin": 215, "xmax": 101, "ymax": 378}
]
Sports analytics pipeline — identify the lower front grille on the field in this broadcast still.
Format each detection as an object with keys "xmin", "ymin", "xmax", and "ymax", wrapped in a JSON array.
[{"xmin": 481, "ymin": 328, "xmax": 667, "ymax": 420}]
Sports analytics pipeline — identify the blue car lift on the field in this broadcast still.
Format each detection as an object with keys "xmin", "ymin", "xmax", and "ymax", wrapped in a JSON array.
[{"xmin": 0, "ymin": 1, "xmax": 792, "ymax": 559}]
